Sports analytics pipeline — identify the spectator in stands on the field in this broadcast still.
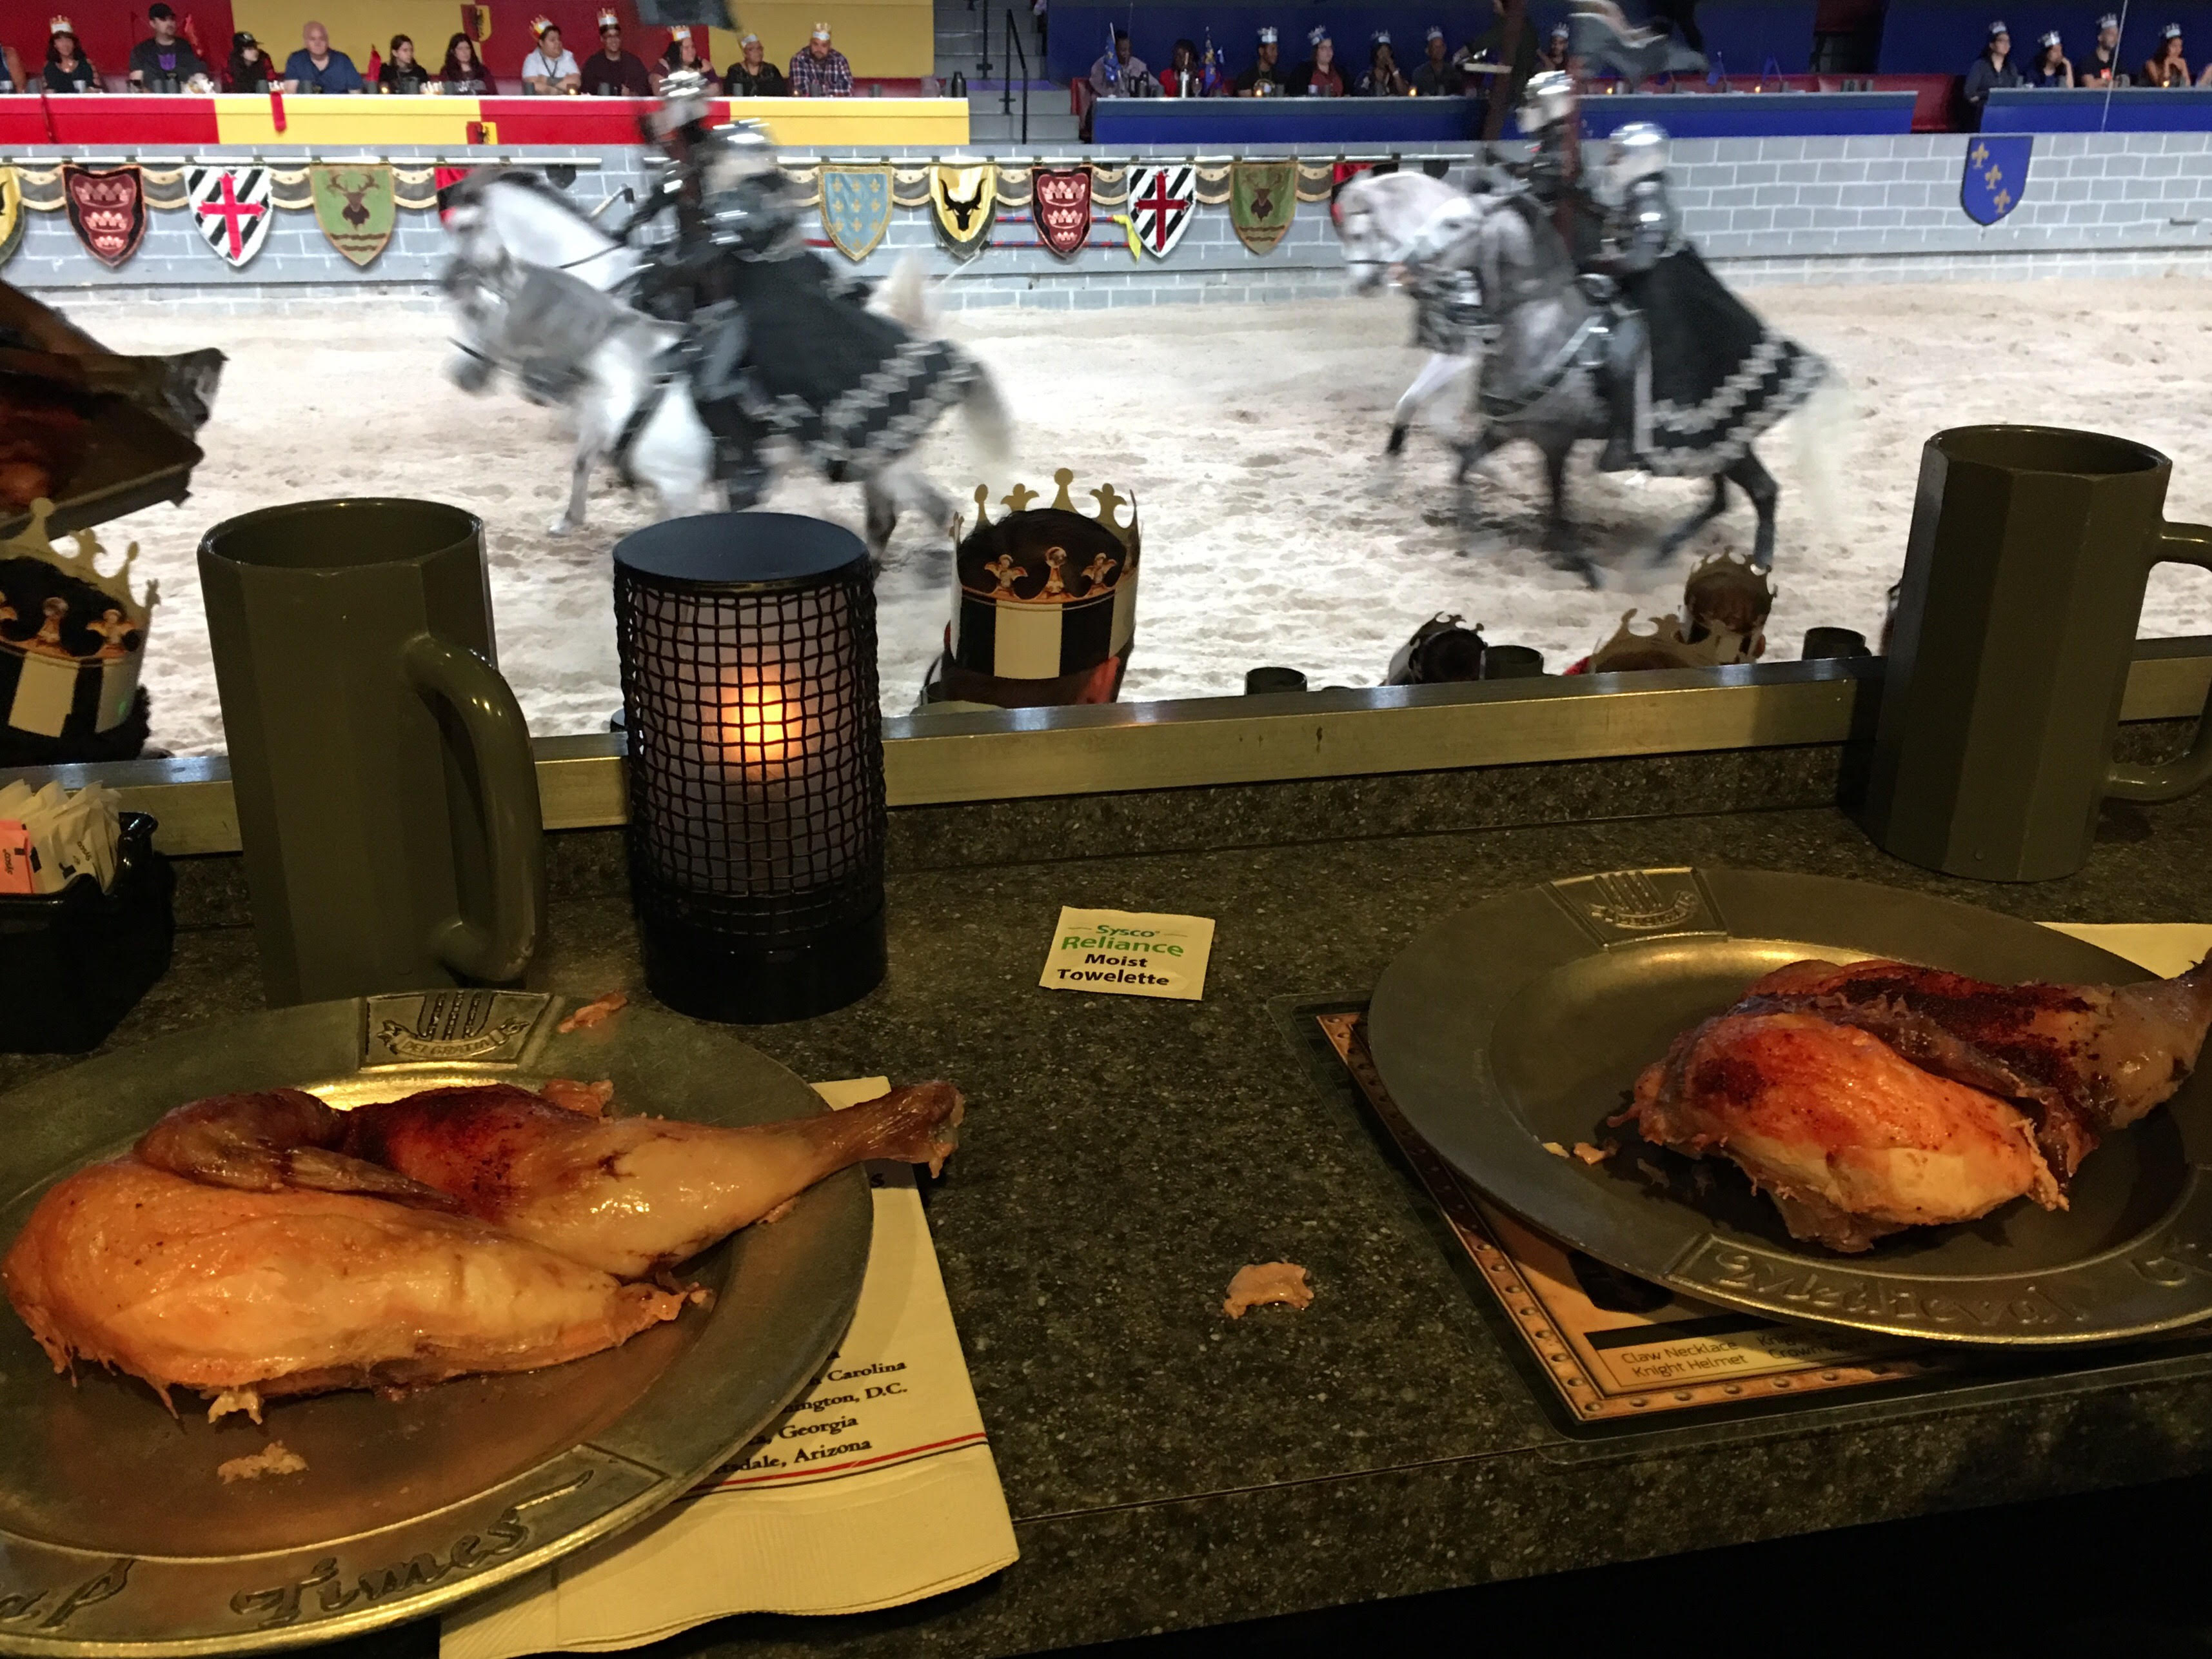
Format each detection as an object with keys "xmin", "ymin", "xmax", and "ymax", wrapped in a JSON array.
[
  {"xmin": 1358, "ymin": 31, "xmax": 1410, "ymax": 95},
  {"xmin": 380, "ymin": 35, "xmax": 431, "ymax": 93},
  {"xmin": 0, "ymin": 34, "xmax": 24, "ymax": 91},
  {"xmin": 226, "ymin": 31, "xmax": 277, "ymax": 92},
  {"xmin": 2078, "ymin": 14, "xmax": 2127, "ymax": 86},
  {"xmin": 440, "ymin": 33, "xmax": 491, "ymax": 94},
  {"xmin": 284, "ymin": 21, "xmax": 366, "ymax": 93},
  {"xmin": 1536, "ymin": 21, "xmax": 1572, "ymax": 74},
  {"xmin": 2024, "ymin": 30, "xmax": 2071, "ymax": 86},
  {"xmin": 1235, "ymin": 26, "xmax": 1292, "ymax": 94},
  {"xmin": 130, "ymin": 5, "xmax": 209, "ymax": 92},
  {"xmin": 726, "ymin": 33, "xmax": 787, "ymax": 95},
  {"xmin": 1961, "ymin": 21, "xmax": 2019, "ymax": 121},
  {"xmin": 582, "ymin": 16, "xmax": 651, "ymax": 95},
  {"xmin": 789, "ymin": 24, "xmax": 854, "ymax": 97},
  {"xmin": 522, "ymin": 21, "xmax": 580, "ymax": 94},
  {"xmin": 1161, "ymin": 39, "xmax": 1203, "ymax": 95},
  {"xmin": 2143, "ymin": 23, "xmax": 2190, "ymax": 86},
  {"xmin": 1091, "ymin": 28, "xmax": 1156, "ymax": 98},
  {"xmin": 1810, "ymin": 0, "xmax": 1886, "ymax": 74},
  {"xmin": 43, "ymin": 20, "xmax": 97, "ymax": 93},
  {"xmin": 1410, "ymin": 26, "xmax": 1458, "ymax": 94},
  {"xmin": 654, "ymin": 28, "xmax": 711, "ymax": 92},
  {"xmin": 1290, "ymin": 26, "xmax": 1347, "ymax": 95}
]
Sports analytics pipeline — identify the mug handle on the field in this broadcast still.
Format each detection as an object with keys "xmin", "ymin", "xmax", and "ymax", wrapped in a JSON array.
[
  {"xmin": 2108, "ymin": 521, "xmax": 2212, "ymax": 804},
  {"xmin": 402, "ymin": 633, "xmax": 545, "ymax": 982}
]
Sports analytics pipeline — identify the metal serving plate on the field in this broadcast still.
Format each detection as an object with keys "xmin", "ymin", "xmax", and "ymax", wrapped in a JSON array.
[
  {"xmin": 1368, "ymin": 868, "xmax": 2212, "ymax": 1348},
  {"xmin": 0, "ymin": 989, "xmax": 871, "ymax": 1655}
]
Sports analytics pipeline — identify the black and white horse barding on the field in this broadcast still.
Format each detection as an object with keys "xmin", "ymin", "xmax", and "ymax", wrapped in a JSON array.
[
  {"xmin": 1338, "ymin": 172, "xmax": 1842, "ymax": 582},
  {"xmin": 440, "ymin": 168, "xmax": 1009, "ymax": 551}
]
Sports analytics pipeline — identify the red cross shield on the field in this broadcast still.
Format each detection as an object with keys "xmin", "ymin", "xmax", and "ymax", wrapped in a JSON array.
[
  {"xmin": 1126, "ymin": 163, "xmax": 1195, "ymax": 259},
  {"xmin": 186, "ymin": 166, "xmax": 273, "ymax": 268}
]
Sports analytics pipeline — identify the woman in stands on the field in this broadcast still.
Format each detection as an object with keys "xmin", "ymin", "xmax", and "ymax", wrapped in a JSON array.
[
  {"xmin": 439, "ymin": 33, "xmax": 492, "ymax": 93},
  {"xmin": 1961, "ymin": 20, "xmax": 2019, "ymax": 121},
  {"xmin": 1292, "ymin": 26, "xmax": 1347, "ymax": 95},
  {"xmin": 724, "ymin": 32, "xmax": 788, "ymax": 95},
  {"xmin": 2024, "ymin": 30, "xmax": 2071, "ymax": 86},
  {"xmin": 43, "ymin": 20, "xmax": 97, "ymax": 92},
  {"xmin": 653, "ymin": 26, "xmax": 711, "ymax": 91},
  {"xmin": 380, "ymin": 34, "xmax": 431, "ymax": 93},
  {"xmin": 1161, "ymin": 39, "xmax": 1202, "ymax": 95},
  {"xmin": 2142, "ymin": 23, "xmax": 2189, "ymax": 86},
  {"xmin": 1357, "ymin": 30, "xmax": 1408, "ymax": 94},
  {"xmin": 226, "ymin": 30, "xmax": 278, "ymax": 90}
]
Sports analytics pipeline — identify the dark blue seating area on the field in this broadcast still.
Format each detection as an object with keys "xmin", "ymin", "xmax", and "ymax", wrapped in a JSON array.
[{"xmin": 1092, "ymin": 92, "xmax": 1481, "ymax": 140}]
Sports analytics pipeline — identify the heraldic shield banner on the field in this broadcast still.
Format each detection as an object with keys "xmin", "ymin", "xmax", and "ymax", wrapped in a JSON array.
[
  {"xmin": 822, "ymin": 163, "xmax": 893, "ymax": 261},
  {"xmin": 1032, "ymin": 167, "xmax": 1092, "ymax": 259},
  {"xmin": 188, "ymin": 165, "xmax": 273, "ymax": 268},
  {"xmin": 931, "ymin": 162, "xmax": 996, "ymax": 253},
  {"xmin": 0, "ymin": 168, "xmax": 23, "ymax": 270},
  {"xmin": 1961, "ymin": 135, "xmax": 2032, "ymax": 226},
  {"xmin": 311, "ymin": 163, "xmax": 397, "ymax": 267},
  {"xmin": 1230, "ymin": 159, "xmax": 1297, "ymax": 255},
  {"xmin": 64, "ymin": 164, "xmax": 146, "ymax": 269},
  {"xmin": 1126, "ymin": 163, "xmax": 1195, "ymax": 259}
]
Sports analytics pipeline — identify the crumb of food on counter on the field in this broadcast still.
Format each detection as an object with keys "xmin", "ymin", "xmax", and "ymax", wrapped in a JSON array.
[
  {"xmin": 1572, "ymin": 1141, "xmax": 1614, "ymax": 1165},
  {"xmin": 542, "ymin": 1078, "xmax": 616, "ymax": 1117},
  {"xmin": 207, "ymin": 1386, "xmax": 264, "ymax": 1425},
  {"xmin": 558, "ymin": 991, "xmax": 629, "ymax": 1035},
  {"xmin": 217, "ymin": 1441, "xmax": 308, "ymax": 1484},
  {"xmin": 1542, "ymin": 1140, "xmax": 1570, "ymax": 1158},
  {"xmin": 1223, "ymin": 1262, "xmax": 1314, "ymax": 1319}
]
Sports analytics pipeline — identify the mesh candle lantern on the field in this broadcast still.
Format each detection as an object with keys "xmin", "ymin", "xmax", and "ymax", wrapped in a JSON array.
[{"xmin": 613, "ymin": 513, "xmax": 885, "ymax": 1022}]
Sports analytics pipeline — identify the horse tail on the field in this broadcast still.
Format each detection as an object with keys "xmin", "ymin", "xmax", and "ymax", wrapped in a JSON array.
[
  {"xmin": 960, "ymin": 362, "xmax": 1012, "ymax": 468},
  {"xmin": 876, "ymin": 255, "xmax": 934, "ymax": 333},
  {"xmin": 1791, "ymin": 356, "xmax": 1855, "ymax": 545}
]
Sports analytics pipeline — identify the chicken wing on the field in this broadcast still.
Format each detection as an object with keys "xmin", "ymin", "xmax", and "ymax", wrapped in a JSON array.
[
  {"xmin": 2, "ymin": 1160, "xmax": 688, "ymax": 1420},
  {"xmin": 135, "ymin": 1080, "xmax": 964, "ymax": 1279}
]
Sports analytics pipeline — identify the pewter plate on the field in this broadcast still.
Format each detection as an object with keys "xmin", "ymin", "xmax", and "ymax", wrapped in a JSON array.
[
  {"xmin": 1368, "ymin": 868, "xmax": 2212, "ymax": 1348},
  {"xmin": 0, "ymin": 990, "xmax": 871, "ymax": 1655}
]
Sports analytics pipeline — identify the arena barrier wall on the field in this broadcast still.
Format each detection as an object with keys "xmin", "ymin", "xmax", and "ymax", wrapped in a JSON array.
[{"xmin": 6, "ymin": 132, "xmax": 2209, "ymax": 307}]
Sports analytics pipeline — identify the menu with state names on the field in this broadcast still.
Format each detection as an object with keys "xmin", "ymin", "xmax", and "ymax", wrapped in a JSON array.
[{"xmin": 440, "ymin": 1079, "xmax": 1016, "ymax": 1658}]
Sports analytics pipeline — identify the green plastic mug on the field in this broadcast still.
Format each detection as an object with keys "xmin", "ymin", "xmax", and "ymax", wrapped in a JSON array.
[
  {"xmin": 1862, "ymin": 426, "xmax": 2212, "ymax": 882},
  {"xmin": 200, "ymin": 499, "xmax": 544, "ymax": 1004}
]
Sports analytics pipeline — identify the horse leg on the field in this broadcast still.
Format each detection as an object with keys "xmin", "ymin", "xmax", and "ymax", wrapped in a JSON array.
[
  {"xmin": 1731, "ymin": 450, "xmax": 1781, "ymax": 571},
  {"xmin": 553, "ymin": 422, "xmax": 601, "ymax": 537},
  {"xmin": 632, "ymin": 390, "xmax": 717, "ymax": 521},
  {"xmin": 1653, "ymin": 475, "xmax": 1731, "ymax": 566},
  {"xmin": 1541, "ymin": 441, "xmax": 1598, "ymax": 587},
  {"xmin": 863, "ymin": 477, "xmax": 900, "ymax": 561},
  {"xmin": 1390, "ymin": 352, "xmax": 1469, "ymax": 456}
]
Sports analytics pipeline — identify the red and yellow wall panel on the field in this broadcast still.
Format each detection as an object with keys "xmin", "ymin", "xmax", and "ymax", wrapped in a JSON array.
[{"xmin": 0, "ymin": 92, "xmax": 966, "ymax": 147}]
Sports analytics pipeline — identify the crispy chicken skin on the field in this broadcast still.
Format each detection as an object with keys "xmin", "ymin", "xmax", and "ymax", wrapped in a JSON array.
[
  {"xmin": 1629, "ymin": 955, "xmax": 2212, "ymax": 1252},
  {"xmin": 134, "ymin": 1080, "xmax": 965, "ymax": 1280},
  {"xmin": 1, "ymin": 1160, "xmax": 686, "ymax": 1418}
]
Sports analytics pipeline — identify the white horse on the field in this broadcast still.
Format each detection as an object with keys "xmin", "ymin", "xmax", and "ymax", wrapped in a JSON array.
[
  {"xmin": 1334, "ymin": 169, "xmax": 1488, "ymax": 455},
  {"xmin": 441, "ymin": 170, "xmax": 1005, "ymax": 549}
]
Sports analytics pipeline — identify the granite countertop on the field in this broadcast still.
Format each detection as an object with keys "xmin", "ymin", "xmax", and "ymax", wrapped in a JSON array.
[{"xmin": 12, "ymin": 784, "xmax": 2212, "ymax": 1657}]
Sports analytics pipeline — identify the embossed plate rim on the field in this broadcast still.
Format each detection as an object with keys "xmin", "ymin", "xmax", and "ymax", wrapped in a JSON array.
[
  {"xmin": 0, "ymin": 990, "xmax": 872, "ymax": 1656},
  {"xmin": 1367, "ymin": 868, "xmax": 2212, "ymax": 1347}
]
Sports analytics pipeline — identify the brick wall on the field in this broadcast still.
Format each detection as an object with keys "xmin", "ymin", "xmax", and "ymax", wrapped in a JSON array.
[{"xmin": 13, "ymin": 131, "xmax": 2211, "ymax": 311}]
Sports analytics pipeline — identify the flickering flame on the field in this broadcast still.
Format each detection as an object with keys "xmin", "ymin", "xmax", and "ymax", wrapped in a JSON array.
[{"xmin": 715, "ymin": 675, "xmax": 803, "ymax": 777}]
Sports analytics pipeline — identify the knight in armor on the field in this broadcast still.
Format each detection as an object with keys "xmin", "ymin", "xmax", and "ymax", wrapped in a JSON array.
[
  {"xmin": 1590, "ymin": 121, "xmax": 1825, "ymax": 479},
  {"xmin": 1511, "ymin": 71, "xmax": 1605, "ymax": 268}
]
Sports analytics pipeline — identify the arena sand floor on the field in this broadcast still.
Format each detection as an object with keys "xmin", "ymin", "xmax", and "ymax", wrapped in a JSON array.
[{"xmin": 63, "ymin": 277, "xmax": 2212, "ymax": 756}]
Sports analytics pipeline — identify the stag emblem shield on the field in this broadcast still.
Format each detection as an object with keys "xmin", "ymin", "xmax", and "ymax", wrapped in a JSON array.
[{"xmin": 311, "ymin": 163, "xmax": 397, "ymax": 267}]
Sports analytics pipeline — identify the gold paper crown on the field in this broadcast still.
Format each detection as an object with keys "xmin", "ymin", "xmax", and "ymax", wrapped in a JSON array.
[
  {"xmin": 811, "ymin": 20, "xmax": 833, "ymax": 37},
  {"xmin": 963, "ymin": 468, "xmax": 1137, "ymax": 551},
  {"xmin": 48, "ymin": 16, "xmax": 72, "ymax": 35},
  {"xmin": 597, "ymin": 8, "xmax": 619, "ymax": 28},
  {"xmin": 667, "ymin": 24, "xmax": 690, "ymax": 39},
  {"xmin": 530, "ymin": 14, "xmax": 553, "ymax": 36},
  {"xmin": 1586, "ymin": 610, "xmax": 1743, "ymax": 675},
  {"xmin": 0, "ymin": 501, "xmax": 157, "ymax": 661}
]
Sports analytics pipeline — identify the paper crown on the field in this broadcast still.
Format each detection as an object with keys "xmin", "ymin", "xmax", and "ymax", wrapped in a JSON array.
[
  {"xmin": 597, "ymin": 9, "xmax": 618, "ymax": 28},
  {"xmin": 1426, "ymin": 25, "xmax": 1444, "ymax": 40},
  {"xmin": 2098, "ymin": 12, "xmax": 2120, "ymax": 28},
  {"xmin": 1371, "ymin": 28, "xmax": 1392, "ymax": 43},
  {"xmin": 530, "ymin": 14, "xmax": 553, "ymax": 36},
  {"xmin": 1308, "ymin": 25, "xmax": 1329, "ymax": 45},
  {"xmin": 950, "ymin": 470, "xmax": 1140, "ymax": 681},
  {"xmin": 2164, "ymin": 21, "xmax": 2184, "ymax": 37},
  {"xmin": 1257, "ymin": 25, "xmax": 1278, "ymax": 43},
  {"xmin": 668, "ymin": 24, "xmax": 689, "ymax": 39},
  {"xmin": 2039, "ymin": 29, "xmax": 2061, "ymax": 46},
  {"xmin": 1586, "ymin": 611, "xmax": 1745, "ymax": 675},
  {"xmin": 1682, "ymin": 548, "xmax": 1775, "ymax": 638},
  {"xmin": 811, "ymin": 21, "xmax": 832, "ymax": 39},
  {"xmin": 0, "ymin": 501, "xmax": 159, "ymax": 741},
  {"xmin": 1988, "ymin": 18, "xmax": 2008, "ymax": 34},
  {"xmin": 47, "ymin": 17, "xmax": 72, "ymax": 35}
]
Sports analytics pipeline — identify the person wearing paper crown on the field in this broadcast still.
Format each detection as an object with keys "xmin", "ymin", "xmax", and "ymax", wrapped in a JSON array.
[
  {"xmin": 0, "ymin": 503, "xmax": 157, "ymax": 768},
  {"xmin": 920, "ymin": 471, "xmax": 1140, "ymax": 711},
  {"xmin": 1235, "ymin": 25, "xmax": 1292, "ymax": 94}
]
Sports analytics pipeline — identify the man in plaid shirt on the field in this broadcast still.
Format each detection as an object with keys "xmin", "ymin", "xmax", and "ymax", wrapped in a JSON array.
[{"xmin": 788, "ymin": 22, "xmax": 853, "ymax": 94}]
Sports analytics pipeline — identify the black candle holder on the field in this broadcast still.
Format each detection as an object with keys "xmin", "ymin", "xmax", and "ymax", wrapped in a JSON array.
[{"xmin": 613, "ymin": 513, "xmax": 885, "ymax": 1023}]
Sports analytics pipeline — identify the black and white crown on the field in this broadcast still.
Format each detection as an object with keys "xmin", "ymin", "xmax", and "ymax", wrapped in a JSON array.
[{"xmin": 950, "ymin": 469, "xmax": 1140, "ymax": 681}]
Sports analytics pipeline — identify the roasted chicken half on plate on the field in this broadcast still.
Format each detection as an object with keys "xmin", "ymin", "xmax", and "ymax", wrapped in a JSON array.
[
  {"xmin": 1626, "ymin": 955, "xmax": 2212, "ymax": 1251},
  {"xmin": 3, "ymin": 1080, "xmax": 962, "ymax": 1418}
]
